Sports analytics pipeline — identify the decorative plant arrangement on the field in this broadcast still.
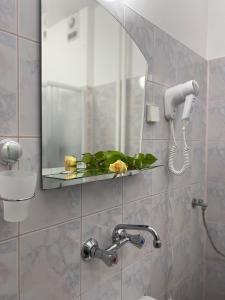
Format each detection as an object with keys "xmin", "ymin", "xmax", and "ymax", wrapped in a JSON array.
[{"xmin": 81, "ymin": 150, "xmax": 158, "ymax": 176}]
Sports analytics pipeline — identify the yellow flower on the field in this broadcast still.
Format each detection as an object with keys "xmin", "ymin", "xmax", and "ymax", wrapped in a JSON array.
[
  {"xmin": 64, "ymin": 155, "xmax": 77, "ymax": 170},
  {"xmin": 109, "ymin": 160, "xmax": 128, "ymax": 174}
]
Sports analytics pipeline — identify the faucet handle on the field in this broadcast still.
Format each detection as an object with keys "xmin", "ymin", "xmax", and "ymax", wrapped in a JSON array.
[
  {"xmin": 81, "ymin": 238, "xmax": 118, "ymax": 267},
  {"xmin": 94, "ymin": 248, "xmax": 118, "ymax": 267},
  {"xmin": 128, "ymin": 234, "xmax": 145, "ymax": 248}
]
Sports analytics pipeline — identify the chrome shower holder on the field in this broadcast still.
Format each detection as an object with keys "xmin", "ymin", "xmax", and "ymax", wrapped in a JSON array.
[{"xmin": 0, "ymin": 139, "xmax": 22, "ymax": 169}]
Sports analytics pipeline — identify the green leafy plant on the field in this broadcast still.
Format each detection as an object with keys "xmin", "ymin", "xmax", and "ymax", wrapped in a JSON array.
[{"xmin": 82, "ymin": 150, "xmax": 157, "ymax": 172}]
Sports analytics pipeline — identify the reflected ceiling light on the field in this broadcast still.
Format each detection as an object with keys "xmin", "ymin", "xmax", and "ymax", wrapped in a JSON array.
[{"xmin": 139, "ymin": 76, "xmax": 146, "ymax": 89}]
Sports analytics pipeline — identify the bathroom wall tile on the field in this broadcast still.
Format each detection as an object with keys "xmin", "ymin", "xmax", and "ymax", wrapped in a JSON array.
[
  {"xmin": 0, "ymin": 31, "xmax": 17, "ymax": 136},
  {"xmin": 142, "ymin": 139, "xmax": 171, "ymax": 195},
  {"xmin": 19, "ymin": 38, "xmax": 40, "ymax": 136},
  {"xmin": 151, "ymin": 166, "xmax": 170, "ymax": 195},
  {"xmin": 19, "ymin": 137, "xmax": 40, "ymax": 173},
  {"xmin": 173, "ymin": 268, "xmax": 204, "ymax": 300},
  {"xmin": 209, "ymin": 57, "xmax": 225, "ymax": 101},
  {"xmin": 150, "ymin": 242, "xmax": 173, "ymax": 300},
  {"xmin": 81, "ymin": 207, "xmax": 122, "ymax": 294},
  {"xmin": 208, "ymin": 140, "xmax": 225, "ymax": 183},
  {"xmin": 208, "ymin": 99, "xmax": 225, "ymax": 141},
  {"xmin": 97, "ymin": 0, "xmax": 124, "ymax": 25},
  {"xmin": 0, "ymin": 239, "xmax": 18, "ymax": 300},
  {"xmin": 0, "ymin": 0, "xmax": 17, "ymax": 33},
  {"xmin": 207, "ymin": 181, "xmax": 225, "ymax": 224},
  {"xmin": 171, "ymin": 231, "xmax": 192, "ymax": 285},
  {"xmin": 172, "ymin": 275, "xmax": 191, "ymax": 300},
  {"xmin": 176, "ymin": 43, "xmax": 197, "ymax": 84},
  {"xmin": 81, "ymin": 272, "xmax": 121, "ymax": 300},
  {"xmin": 191, "ymin": 140, "xmax": 204, "ymax": 184},
  {"xmin": 205, "ymin": 258, "xmax": 225, "ymax": 300},
  {"xmin": 19, "ymin": 137, "xmax": 82, "ymax": 233},
  {"xmin": 123, "ymin": 170, "xmax": 152, "ymax": 203},
  {"xmin": 124, "ymin": 6, "xmax": 154, "ymax": 66},
  {"xmin": 19, "ymin": 0, "xmax": 40, "ymax": 41},
  {"xmin": 20, "ymin": 220, "xmax": 81, "ymax": 300},
  {"xmin": 151, "ymin": 192, "xmax": 172, "ymax": 243},
  {"xmin": 190, "ymin": 264, "xmax": 204, "ymax": 300},
  {"xmin": 190, "ymin": 225, "xmax": 204, "ymax": 271},
  {"xmin": 20, "ymin": 185, "xmax": 81, "ymax": 233},
  {"xmin": 0, "ymin": 203, "xmax": 18, "ymax": 241},
  {"xmin": 82, "ymin": 178, "xmax": 122, "ymax": 216},
  {"xmin": 177, "ymin": 42, "xmax": 206, "ymax": 92},
  {"xmin": 169, "ymin": 186, "xmax": 192, "ymax": 238},
  {"xmin": 152, "ymin": 27, "xmax": 178, "ymax": 87},
  {"xmin": 122, "ymin": 255, "xmax": 152, "ymax": 300},
  {"xmin": 205, "ymin": 57, "xmax": 225, "ymax": 300},
  {"xmin": 122, "ymin": 197, "xmax": 152, "ymax": 267},
  {"xmin": 191, "ymin": 96, "xmax": 204, "ymax": 141}
]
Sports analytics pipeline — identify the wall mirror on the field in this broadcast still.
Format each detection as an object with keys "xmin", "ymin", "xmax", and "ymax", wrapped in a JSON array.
[{"xmin": 41, "ymin": 0, "xmax": 151, "ymax": 189}]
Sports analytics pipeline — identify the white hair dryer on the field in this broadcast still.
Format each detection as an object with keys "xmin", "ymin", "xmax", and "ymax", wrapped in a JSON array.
[{"xmin": 164, "ymin": 80, "xmax": 199, "ymax": 175}]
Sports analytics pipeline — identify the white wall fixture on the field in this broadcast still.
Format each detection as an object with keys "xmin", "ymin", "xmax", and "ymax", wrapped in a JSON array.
[
  {"xmin": 0, "ymin": 139, "xmax": 37, "ymax": 222},
  {"xmin": 164, "ymin": 80, "xmax": 199, "ymax": 175},
  {"xmin": 146, "ymin": 104, "xmax": 160, "ymax": 123}
]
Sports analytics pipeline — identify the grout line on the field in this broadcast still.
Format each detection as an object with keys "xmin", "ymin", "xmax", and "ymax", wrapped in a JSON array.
[
  {"xmin": 202, "ymin": 60, "xmax": 210, "ymax": 300},
  {"xmin": 16, "ymin": 3, "xmax": 21, "ymax": 298},
  {"xmin": 17, "ymin": 16, "xmax": 20, "ymax": 148},
  {"xmin": 82, "ymin": 202, "xmax": 123, "ymax": 218},
  {"xmin": 16, "ymin": 135, "xmax": 40, "ymax": 139},
  {"xmin": 18, "ymin": 216, "xmax": 82, "ymax": 237},
  {"xmin": 121, "ymin": 180, "xmax": 203, "ymax": 206},
  {"xmin": 206, "ymin": 220, "xmax": 225, "ymax": 227},
  {"xmin": 0, "ymin": 27, "xmax": 40, "ymax": 44},
  {"xmin": 18, "ymin": 230, "xmax": 20, "ymax": 300},
  {"xmin": 0, "ymin": 235, "xmax": 19, "ymax": 244}
]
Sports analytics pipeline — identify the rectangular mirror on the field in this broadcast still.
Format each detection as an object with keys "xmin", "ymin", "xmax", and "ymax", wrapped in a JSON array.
[{"xmin": 41, "ymin": 0, "xmax": 150, "ymax": 189}]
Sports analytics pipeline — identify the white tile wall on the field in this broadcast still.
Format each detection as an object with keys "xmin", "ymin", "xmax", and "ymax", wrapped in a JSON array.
[
  {"xmin": 0, "ymin": 1, "xmax": 207, "ymax": 300},
  {"xmin": 206, "ymin": 56, "xmax": 225, "ymax": 300}
]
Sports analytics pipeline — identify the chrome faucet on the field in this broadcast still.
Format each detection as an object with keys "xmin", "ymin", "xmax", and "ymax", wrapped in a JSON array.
[
  {"xmin": 81, "ymin": 224, "xmax": 161, "ymax": 267},
  {"xmin": 112, "ymin": 224, "xmax": 162, "ymax": 249}
]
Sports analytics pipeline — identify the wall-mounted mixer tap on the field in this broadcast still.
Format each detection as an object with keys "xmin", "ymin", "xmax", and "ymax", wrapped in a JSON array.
[
  {"xmin": 81, "ymin": 224, "xmax": 161, "ymax": 267},
  {"xmin": 112, "ymin": 224, "xmax": 162, "ymax": 249}
]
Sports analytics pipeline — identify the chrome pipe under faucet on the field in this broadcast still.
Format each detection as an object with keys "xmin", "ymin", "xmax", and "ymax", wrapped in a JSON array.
[{"xmin": 81, "ymin": 223, "xmax": 161, "ymax": 267}]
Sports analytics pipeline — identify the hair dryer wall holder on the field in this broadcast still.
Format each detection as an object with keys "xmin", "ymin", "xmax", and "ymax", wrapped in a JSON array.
[{"xmin": 164, "ymin": 80, "xmax": 199, "ymax": 121}]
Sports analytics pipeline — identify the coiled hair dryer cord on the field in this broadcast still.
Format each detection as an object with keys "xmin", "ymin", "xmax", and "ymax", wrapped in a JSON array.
[{"xmin": 168, "ymin": 120, "xmax": 190, "ymax": 175}]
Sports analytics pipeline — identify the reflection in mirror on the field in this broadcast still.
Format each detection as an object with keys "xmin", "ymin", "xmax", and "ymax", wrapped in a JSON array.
[{"xmin": 41, "ymin": 0, "xmax": 148, "ymax": 188}]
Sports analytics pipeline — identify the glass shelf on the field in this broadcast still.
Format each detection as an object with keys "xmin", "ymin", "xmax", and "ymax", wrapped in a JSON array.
[{"xmin": 42, "ymin": 165, "xmax": 162, "ymax": 189}]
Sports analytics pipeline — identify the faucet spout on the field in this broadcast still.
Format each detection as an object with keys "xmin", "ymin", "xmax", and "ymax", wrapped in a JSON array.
[{"xmin": 112, "ymin": 224, "xmax": 161, "ymax": 248}]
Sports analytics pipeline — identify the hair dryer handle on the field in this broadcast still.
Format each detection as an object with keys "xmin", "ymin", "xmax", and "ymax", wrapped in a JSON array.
[{"xmin": 181, "ymin": 94, "xmax": 197, "ymax": 121}]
